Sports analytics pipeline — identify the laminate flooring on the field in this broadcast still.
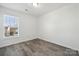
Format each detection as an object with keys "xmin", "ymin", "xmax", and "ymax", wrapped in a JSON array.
[{"xmin": 0, "ymin": 38, "xmax": 79, "ymax": 56}]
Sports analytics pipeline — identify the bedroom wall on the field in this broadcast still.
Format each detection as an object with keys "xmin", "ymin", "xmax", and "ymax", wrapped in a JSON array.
[
  {"xmin": 0, "ymin": 6, "xmax": 37, "ymax": 47},
  {"xmin": 38, "ymin": 4, "xmax": 79, "ymax": 50},
  {"xmin": 0, "ymin": 4, "xmax": 79, "ymax": 51}
]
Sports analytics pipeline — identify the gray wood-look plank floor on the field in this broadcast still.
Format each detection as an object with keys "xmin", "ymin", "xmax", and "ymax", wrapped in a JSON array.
[{"xmin": 0, "ymin": 38, "xmax": 79, "ymax": 56}]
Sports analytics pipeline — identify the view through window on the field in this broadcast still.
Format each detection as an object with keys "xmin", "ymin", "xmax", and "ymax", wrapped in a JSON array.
[{"xmin": 4, "ymin": 15, "xmax": 19, "ymax": 37}]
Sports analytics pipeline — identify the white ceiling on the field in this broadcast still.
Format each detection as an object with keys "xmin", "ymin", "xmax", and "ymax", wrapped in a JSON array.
[{"xmin": 0, "ymin": 3, "xmax": 71, "ymax": 17}]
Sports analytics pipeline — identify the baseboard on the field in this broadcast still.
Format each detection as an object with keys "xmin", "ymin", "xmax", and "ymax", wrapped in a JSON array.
[
  {"xmin": 37, "ymin": 38, "xmax": 79, "ymax": 51},
  {"xmin": 0, "ymin": 37, "xmax": 79, "ymax": 52}
]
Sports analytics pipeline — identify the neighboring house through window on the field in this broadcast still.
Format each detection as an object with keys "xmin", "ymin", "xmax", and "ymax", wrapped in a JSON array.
[{"xmin": 4, "ymin": 15, "xmax": 19, "ymax": 37}]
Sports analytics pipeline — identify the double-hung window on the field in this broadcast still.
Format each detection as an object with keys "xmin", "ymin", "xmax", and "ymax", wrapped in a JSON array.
[{"xmin": 4, "ymin": 15, "xmax": 19, "ymax": 37}]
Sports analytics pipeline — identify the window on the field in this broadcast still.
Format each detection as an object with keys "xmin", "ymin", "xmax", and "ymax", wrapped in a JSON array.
[{"xmin": 4, "ymin": 15, "xmax": 19, "ymax": 37}]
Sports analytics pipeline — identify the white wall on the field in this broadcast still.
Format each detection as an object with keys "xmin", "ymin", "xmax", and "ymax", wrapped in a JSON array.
[
  {"xmin": 38, "ymin": 4, "xmax": 79, "ymax": 50},
  {"xmin": 0, "ymin": 6, "xmax": 37, "ymax": 48},
  {"xmin": 0, "ymin": 4, "xmax": 79, "ymax": 51}
]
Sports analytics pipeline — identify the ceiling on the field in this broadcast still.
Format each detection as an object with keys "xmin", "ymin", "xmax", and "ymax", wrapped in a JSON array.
[{"xmin": 0, "ymin": 3, "xmax": 71, "ymax": 17}]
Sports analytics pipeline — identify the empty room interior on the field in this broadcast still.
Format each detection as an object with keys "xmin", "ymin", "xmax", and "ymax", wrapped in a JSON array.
[{"xmin": 0, "ymin": 3, "xmax": 79, "ymax": 56}]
